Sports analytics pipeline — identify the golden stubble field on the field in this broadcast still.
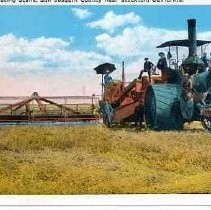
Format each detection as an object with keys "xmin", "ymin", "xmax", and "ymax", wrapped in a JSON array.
[{"xmin": 0, "ymin": 123, "xmax": 211, "ymax": 194}]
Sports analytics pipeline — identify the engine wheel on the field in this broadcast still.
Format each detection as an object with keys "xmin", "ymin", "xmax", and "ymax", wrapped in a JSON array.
[
  {"xmin": 201, "ymin": 116, "xmax": 211, "ymax": 132},
  {"xmin": 144, "ymin": 84, "xmax": 185, "ymax": 130}
]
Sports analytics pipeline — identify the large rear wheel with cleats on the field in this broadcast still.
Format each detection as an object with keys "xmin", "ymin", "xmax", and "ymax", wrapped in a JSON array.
[{"xmin": 144, "ymin": 84, "xmax": 185, "ymax": 130}]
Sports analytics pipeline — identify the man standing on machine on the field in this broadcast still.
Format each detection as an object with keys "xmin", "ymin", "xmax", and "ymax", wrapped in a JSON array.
[{"xmin": 139, "ymin": 57, "xmax": 154, "ymax": 81}]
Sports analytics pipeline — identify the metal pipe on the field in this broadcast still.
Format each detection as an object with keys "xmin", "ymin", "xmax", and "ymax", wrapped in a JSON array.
[
  {"xmin": 188, "ymin": 19, "xmax": 197, "ymax": 57},
  {"xmin": 176, "ymin": 46, "xmax": 179, "ymax": 69},
  {"xmin": 101, "ymin": 74, "xmax": 104, "ymax": 99},
  {"xmin": 168, "ymin": 46, "xmax": 171, "ymax": 67},
  {"xmin": 122, "ymin": 61, "xmax": 125, "ymax": 87}
]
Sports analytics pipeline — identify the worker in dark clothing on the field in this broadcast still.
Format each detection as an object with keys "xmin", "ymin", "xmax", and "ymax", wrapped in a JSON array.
[
  {"xmin": 157, "ymin": 52, "xmax": 169, "ymax": 81},
  {"xmin": 157, "ymin": 52, "xmax": 167, "ymax": 71},
  {"xmin": 138, "ymin": 58, "xmax": 154, "ymax": 80},
  {"xmin": 144, "ymin": 58, "xmax": 154, "ymax": 73}
]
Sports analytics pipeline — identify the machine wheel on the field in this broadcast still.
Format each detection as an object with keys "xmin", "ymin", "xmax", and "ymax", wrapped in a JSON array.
[
  {"xmin": 144, "ymin": 84, "xmax": 185, "ymax": 130},
  {"xmin": 201, "ymin": 116, "xmax": 211, "ymax": 132}
]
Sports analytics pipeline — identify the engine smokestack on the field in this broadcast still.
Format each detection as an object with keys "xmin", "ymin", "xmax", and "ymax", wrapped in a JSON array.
[
  {"xmin": 188, "ymin": 19, "xmax": 197, "ymax": 57},
  {"xmin": 182, "ymin": 19, "xmax": 204, "ymax": 75}
]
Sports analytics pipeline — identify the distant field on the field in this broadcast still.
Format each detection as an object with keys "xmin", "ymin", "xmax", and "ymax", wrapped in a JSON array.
[{"xmin": 0, "ymin": 123, "xmax": 211, "ymax": 194}]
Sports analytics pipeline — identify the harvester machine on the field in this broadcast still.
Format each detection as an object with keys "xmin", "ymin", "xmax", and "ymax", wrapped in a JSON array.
[{"xmin": 96, "ymin": 19, "xmax": 211, "ymax": 131}]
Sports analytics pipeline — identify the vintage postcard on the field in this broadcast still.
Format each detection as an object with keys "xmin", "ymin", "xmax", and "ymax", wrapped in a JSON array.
[{"xmin": 0, "ymin": 0, "xmax": 211, "ymax": 209}]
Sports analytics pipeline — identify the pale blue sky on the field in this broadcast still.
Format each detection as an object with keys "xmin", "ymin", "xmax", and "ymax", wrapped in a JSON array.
[
  {"xmin": 0, "ymin": 6, "xmax": 211, "ymax": 95},
  {"xmin": 0, "ymin": 6, "xmax": 211, "ymax": 51}
]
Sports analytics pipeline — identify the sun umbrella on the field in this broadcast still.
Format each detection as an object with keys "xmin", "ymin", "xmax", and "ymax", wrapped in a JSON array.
[
  {"xmin": 93, "ymin": 63, "xmax": 116, "ymax": 98},
  {"xmin": 94, "ymin": 63, "xmax": 116, "ymax": 75}
]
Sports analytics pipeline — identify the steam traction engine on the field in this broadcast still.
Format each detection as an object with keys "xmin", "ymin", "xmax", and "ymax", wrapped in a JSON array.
[{"xmin": 96, "ymin": 19, "xmax": 211, "ymax": 131}]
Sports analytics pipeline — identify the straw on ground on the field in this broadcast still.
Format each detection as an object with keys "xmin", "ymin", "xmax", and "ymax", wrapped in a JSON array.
[{"xmin": 0, "ymin": 123, "xmax": 210, "ymax": 194}]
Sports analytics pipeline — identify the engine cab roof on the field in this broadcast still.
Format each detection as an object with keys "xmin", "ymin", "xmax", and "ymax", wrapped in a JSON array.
[{"xmin": 157, "ymin": 39, "xmax": 211, "ymax": 48}]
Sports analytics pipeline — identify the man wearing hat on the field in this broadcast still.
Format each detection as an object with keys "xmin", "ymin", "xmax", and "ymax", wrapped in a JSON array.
[
  {"xmin": 104, "ymin": 69, "xmax": 113, "ymax": 86},
  {"xmin": 157, "ymin": 52, "xmax": 167, "ymax": 71},
  {"xmin": 138, "ymin": 57, "xmax": 154, "ymax": 80}
]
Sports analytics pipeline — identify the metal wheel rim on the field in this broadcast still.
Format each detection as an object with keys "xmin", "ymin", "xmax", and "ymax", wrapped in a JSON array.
[{"xmin": 201, "ymin": 116, "xmax": 211, "ymax": 132}]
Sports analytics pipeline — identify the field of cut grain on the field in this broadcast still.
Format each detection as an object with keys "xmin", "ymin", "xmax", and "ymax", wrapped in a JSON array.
[{"xmin": 0, "ymin": 123, "xmax": 211, "ymax": 194}]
